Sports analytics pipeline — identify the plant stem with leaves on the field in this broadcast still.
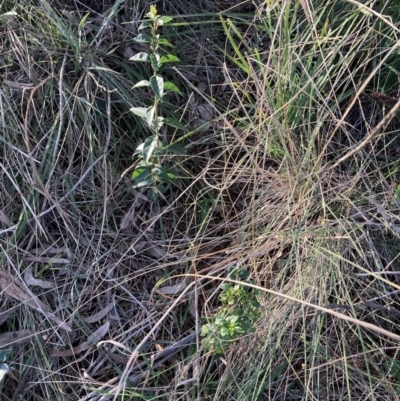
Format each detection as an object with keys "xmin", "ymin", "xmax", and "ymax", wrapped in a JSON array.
[{"xmin": 129, "ymin": 5, "xmax": 186, "ymax": 196}]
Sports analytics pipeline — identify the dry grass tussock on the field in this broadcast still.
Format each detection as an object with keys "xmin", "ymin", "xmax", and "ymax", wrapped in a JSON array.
[{"xmin": 1, "ymin": 0, "xmax": 400, "ymax": 400}]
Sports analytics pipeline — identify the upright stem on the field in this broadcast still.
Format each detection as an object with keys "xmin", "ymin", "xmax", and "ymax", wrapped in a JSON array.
[{"xmin": 151, "ymin": 20, "xmax": 161, "ymax": 150}]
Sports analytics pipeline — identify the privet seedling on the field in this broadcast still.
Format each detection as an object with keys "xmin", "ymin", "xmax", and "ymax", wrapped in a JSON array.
[
  {"xmin": 201, "ymin": 269, "xmax": 261, "ymax": 354},
  {"xmin": 130, "ymin": 5, "xmax": 186, "ymax": 197}
]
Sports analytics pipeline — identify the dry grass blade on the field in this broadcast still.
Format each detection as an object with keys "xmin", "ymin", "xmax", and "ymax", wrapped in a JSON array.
[
  {"xmin": 327, "ymin": 96, "xmax": 400, "ymax": 171},
  {"xmin": 187, "ymin": 274, "xmax": 400, "ymax": 341}
]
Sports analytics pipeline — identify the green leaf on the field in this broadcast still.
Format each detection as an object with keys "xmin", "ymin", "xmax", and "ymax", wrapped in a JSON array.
[
  {"xmin": 152, "ymin": 165, "xmax": 176, "ymax": 183},
  {"xmin": 157, "ymin": 16, "xmax": 173, "ymax": 25},
  {"xmin": 134, "ymin": 34, "xmax": 152, "ymax": 43},
  {"xmin": 132, "ymin": 80, "xmax": 150, "ymax": 89},
  {"xmin": 165, "ymin": 142, "xmax": 187, "ymax": 154},
  {"xmin": 158, "ymin": 38, "xmax": 174, "ymax": 47},
  {"xmin": 132, "ymin": 166, "xmax": 148, "ymax": 180},
  {"xmin": 134, "ymin": 143, "xmax": 144, "ymax": 155},
  {"xmin": 201, "ymin": 327, "xmax": 208, "ymax": 337},
  {"xmin": 142, "ymin": 136, "xmax": 158, "ymax": 163},
  {"xmin": 219, "ymin": 17, "xmax": 249, "ymax": 74},
  {"xmin": 138, "ymin": 21, "xmax": 151, "ymax": 30},
  {"xmin": 132, "ymin": 166, "xmax": 152, "ymax": 188},
  {"xmin": 159, "ymin": 54, "xmax": 180, "ymax": 65},
  {"xmin": 130, "ymin": 107, "xmax": 148, "ymax": 118},
  {"xmin": 221, "ymin": 283, "xmax": 232, "ymax": 291},
  {"xmin": 164, "ymin": 81, "xmax": 182, "ymax": 95},
  {"xmin": 163, "ymin": 116, "xmax": 187, "ymax": 131},
  {"xmin": 220, "ymin": 327, "xmax": 229, "ymax": 337},
  {"xmin": 238, "ymin": 270, "xmax": 250, "ymax": 280},
  {"xmin": 150, "ymin": 75, "xmax": 164, "ymax": 99},
  {"xmin": 130, "ymin": 52, "xmax": 151, "ymax": 62},
  {"xmin": 146, "ymin": 106, "xmax": 155, "ymax": 127},
  {"xmin": 150, "ymin": 54, "xmax": 160, "ymax": 70},
  {"xmin": 78, "ymin": 13, "xmax": 90, "ymax": 34}
]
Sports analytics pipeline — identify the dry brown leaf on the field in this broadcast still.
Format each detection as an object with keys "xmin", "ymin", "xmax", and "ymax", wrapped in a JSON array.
[
  {"xmin": 86, "ymin": 322, "xmax": 110, "ymax": 344},
  {"xmin": 196, "ymin": 104, "xmax": 213, "ymax": 121},
  {"xmin": 0, "ymin": 270, "xmax": 71, "ymax": 332},
  {"xmin": 51, "ymin": 345, "xmax": 82, "ymax": 358},
  {"xmin": 24, "ymin": 267, "xmax": 56, "ymax": 289},
  {"xmin": 120, "ymin": 192, "xmax": 148, "ymax": 229},
  {"xmin": 60, "ymin": 10, "xmax": 84, "ymax": 26},
  {"xmin": 24, "ymin": 255, "xmax": 70, "ymax": 264},
  {"xmin": 146, "ymin": 243, "xmax": 167, "ymax": 258},
  {"xmin": 0, "ymin": 330, "xmax": 33, "ymax": 347},
  {"xmin": 107, "ymin": 351, "xmax": 129, "ymax": 364},
  {"xmin": 134, "ymin": 242, "xmax": 167, "ymax": 258},
  {"xmin": 3, "ymin": 80, "xmax": 34, "ymax": 89},
  {"xmin": 81, "ymin": 303, "xmax": 114, "ymax": 324},
  {"xmin": 30, "ymin": 245, "xmax": 70, "ymax": 255},
  {"xmin": 29, "ymin": 245, "xmax": 73, "ymax": 261},
  {"xmin": 0, "ymin": 210, "xmax": 13, "ymax": 227},
  {"xmin": 132, "ymin": 241, "xmax": 146, "ymax": 253},
  {"xmin": 197, "ymin": 82, "xmax": 207, "ymax": 93},
  {"xmin": 82, "ymin": 23, "xmax": 101, "ymax": 35},
  {"xmin": 124, "ymin": 46, "xmax": 135, "ymax": 59},
  {"xmin": 158, "ymin": 280, "xmax": 187, "ymax": 295},
  {"xmin": 51, "ymin": 322, "xmax": 109, "ymax": 357},
  {"xmin": 97, "ymin": 339, "xmax": 132, "ymax": 353},
  {"xmin": 0, "ymin": 306, "xmax": 18, "ymax": 325},
  {"xmin": 120, "ymin": 207, "xmax": 135, "ymax": 230}
]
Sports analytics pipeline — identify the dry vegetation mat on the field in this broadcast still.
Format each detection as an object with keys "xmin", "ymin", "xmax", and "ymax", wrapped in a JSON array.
[{"xmin": 1, "ymin": 0, "xmax": 400, "ymax": 400}]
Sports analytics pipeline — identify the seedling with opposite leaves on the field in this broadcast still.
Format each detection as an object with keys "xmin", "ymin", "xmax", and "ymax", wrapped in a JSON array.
[{"xmin": 130, "ymin": 5, "xmax": 187, "ymax": 197}]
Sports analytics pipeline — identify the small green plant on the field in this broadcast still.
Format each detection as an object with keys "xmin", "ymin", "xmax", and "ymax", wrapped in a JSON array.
[
  {"xmin": 129, "ymin": 5, "xmax": 186, "ymax": 196},
  {"xmin": 201, "ymin": 269, "xmax": 261, "ymax": 354}
]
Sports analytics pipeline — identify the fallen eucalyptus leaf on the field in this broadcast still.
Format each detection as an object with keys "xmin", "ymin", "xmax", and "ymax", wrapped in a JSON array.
[
  {"xmin": 24, "ymin": 267, "xmax": 56, "ymax": 289},
  {"xmin": 3, "ymin": 80, "xmax": 34, "ymax": 89},
  {"xmin": 196, "ymin": 104, "xmax": 213, "ymax": 121},
  {"xmin": 158, "ymin": 279, "xmax": 187, "ymax": 295},
  {"xmin": 124, "ymin": 46, "xmax": 135, "ymax": 59},
  {"xmin": 0, "ymin": 330, "xmax": 33, "ymax": 347},
  {"xmin": 0, "ymin": 210, "xmax": 13, "ymax": 227},
  {"xmin": 81, "ymin": 303, "xmax": 114, "ymax": 324},
  {"xmin": 0, "ymin": 270, "xmax": 71, "ymax": 332},
  {"xmin": 120, "ymin": 207, "xmax": 135, "ymax": 230},
  {"xmin": 133, "ymin": 242, "xmax": 167, "ymax": 258},
  {"xmin": 0, "ymin": 306, "xmax": 18, "ymax": 326},
  {"xmin": 29, "ymin": 245, "xmax": 70, "ymax": 255},
  {"xmin": 23, "ymin": 255, "xmax": 70, "ymax": 264},
  {"xmin": 51, "ymin": 322, "xmax": 109, "ymax": 357}
]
